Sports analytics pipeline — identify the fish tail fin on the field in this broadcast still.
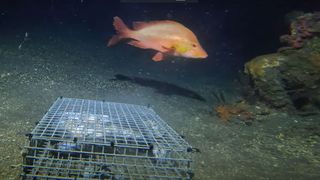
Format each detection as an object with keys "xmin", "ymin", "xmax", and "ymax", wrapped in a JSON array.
[
  {"xmin": 107, "ymin": 16, "xmax": 132, "ymax": 47},
  {"xmin": 107, "ymin": 35, "xmax": 122, "ymax": 47}
]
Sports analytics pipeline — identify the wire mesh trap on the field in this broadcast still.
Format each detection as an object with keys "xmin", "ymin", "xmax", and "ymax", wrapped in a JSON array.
[{"xmin": 21, "ymin": 97, "xmax": 193, "ymax": 179}]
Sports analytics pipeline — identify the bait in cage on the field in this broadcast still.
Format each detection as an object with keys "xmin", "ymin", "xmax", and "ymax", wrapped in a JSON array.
[{"xmin": 21, "ymin": 97, "xmax": 194, "ymax": 179}]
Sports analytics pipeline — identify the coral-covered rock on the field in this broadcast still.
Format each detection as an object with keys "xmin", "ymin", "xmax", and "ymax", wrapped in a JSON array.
[
  {"xmin": 244, "ymin": 37, "xmax": 320, "ymax": 114},
  {"xmin": 245, "ymin": 53, "xmax": 293, "ymax": 109},
  {"xmin": 280, "ymin": 12, "xmax": 320, "ymax": 49},
  {"xmin": 244, "ymin": 12, "xmax": 320, "ymax": 114},
  {"xmin": 244, "ymin": 53, "xmax": 284, "ymax": 79}
]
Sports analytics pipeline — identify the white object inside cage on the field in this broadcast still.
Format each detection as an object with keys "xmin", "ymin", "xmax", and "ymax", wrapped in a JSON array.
[{"xmin": 22, "ymin": 97, "xmax": 193, "ymax": 179}]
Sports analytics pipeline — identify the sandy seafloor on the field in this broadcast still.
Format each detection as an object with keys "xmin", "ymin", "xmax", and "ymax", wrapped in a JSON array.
[{"xmin": 0, "ymin": 25, "xmax": 319, "ymax": 180}]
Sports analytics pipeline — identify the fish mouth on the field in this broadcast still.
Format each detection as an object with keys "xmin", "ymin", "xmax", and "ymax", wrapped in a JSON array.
[
  {"xmin": 190, "ymin": 53, "xmax": 208, "ymax": 59},
  {"xmin": 183, "ymin": 51, "xmax": 208, "ymax": 59},
  {"xmin": 191, "ymin": 54, "xmax": 208, "ymax": 59},
  {"xmin": 196, "ymin": 49, "xmax": 208, "ymax": 58},
  {"xmin": 201, "ymin": 53, "xmax": 208, "ymax": 58},
  {"xmin": 198, "ymin": 52, "xmax": 208, "ymax": 58}
]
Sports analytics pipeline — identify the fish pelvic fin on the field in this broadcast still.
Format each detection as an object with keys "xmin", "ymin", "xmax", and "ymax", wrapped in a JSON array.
[
  {"xmin": 152, "ymin": 52, "xmax": 165, "ymax": 62},
  {"xmin": 107, "ymin": 16, "xmax": 131, "ymax": 47}
]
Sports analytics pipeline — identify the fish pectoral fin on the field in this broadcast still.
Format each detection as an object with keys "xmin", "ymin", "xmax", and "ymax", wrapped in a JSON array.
[
  {"xmin": 152, "ymin": 52, "xmax": 165, "ymax": 62},
  {"xmin": 127, "ymin": 40, "xmax": 148, "ymax": 49}
]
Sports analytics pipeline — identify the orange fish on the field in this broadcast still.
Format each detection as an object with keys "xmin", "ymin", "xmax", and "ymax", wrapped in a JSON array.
[{"xmin": 107, "ymin": 16, "xmax": 208, "ymax": 61}]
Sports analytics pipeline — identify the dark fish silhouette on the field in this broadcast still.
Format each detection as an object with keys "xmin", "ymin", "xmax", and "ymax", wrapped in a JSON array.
[{"xmin": 110, "ymin": 74, "xmax": 206, "ymax": 102}]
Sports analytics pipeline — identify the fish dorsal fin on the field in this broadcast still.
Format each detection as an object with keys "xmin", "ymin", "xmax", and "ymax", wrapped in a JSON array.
[{"xmin": 132, "ymin": 20, "xmax": 179, "ymax": 30}]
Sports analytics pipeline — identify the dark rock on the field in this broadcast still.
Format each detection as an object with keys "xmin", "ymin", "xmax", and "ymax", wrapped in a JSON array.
[{"xmin": 244, "ymin": 37, "xmax": 320, "ymax": 114}]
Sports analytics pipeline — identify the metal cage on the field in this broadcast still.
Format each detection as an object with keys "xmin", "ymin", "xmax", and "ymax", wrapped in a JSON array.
[{"xmin": 21, "ymin": 97, "xmax": 193, "ymax": 179}]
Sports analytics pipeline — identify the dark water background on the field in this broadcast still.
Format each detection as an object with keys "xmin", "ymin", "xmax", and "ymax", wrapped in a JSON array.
[{"xmin": 1, "ymin": 0, "xmax": 318, "ymax": 78}]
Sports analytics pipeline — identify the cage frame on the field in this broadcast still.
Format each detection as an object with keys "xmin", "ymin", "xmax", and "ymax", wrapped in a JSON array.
[{"xmin": 21, "ymin": 97, "xmax": 194, "ymax": 179}]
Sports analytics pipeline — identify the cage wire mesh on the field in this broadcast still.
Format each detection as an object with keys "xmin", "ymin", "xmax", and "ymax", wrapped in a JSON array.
[{"xmin": 21, "ymin": 97, "xmax": 194, "ymax": 179}]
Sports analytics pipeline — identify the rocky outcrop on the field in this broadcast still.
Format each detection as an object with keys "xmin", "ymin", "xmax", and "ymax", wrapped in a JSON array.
[{"xmin": 245, "ymin": 36, "xmax": 320, "ymax": 114}]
